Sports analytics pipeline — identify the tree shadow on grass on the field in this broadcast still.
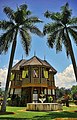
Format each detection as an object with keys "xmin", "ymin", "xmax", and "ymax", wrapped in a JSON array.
[
  {"xmin": 0, "ymin": 111, "xmax": 14, "ymax": 115},
  {"xmin": 32, "ymin": 111, "xmax": 77, "ymax": 120},
  {"xmin": 0, "ymin": 111, "xmax": 77, "ymax": 120}
]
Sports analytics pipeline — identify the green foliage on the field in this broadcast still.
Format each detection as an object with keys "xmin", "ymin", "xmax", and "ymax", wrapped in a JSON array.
[
  {"xmin": 0, "ymin": 97, "xmax": 3, "ymax": 101},
  {"xmin": 71, "ymin": 85, "xmax": 77, "ymax": 95},
  {"xmin": 0, "ymin": 3, "xmax": 43, "ymax": 55},
  {"xmin": 7, "ymin": 98, "xmax": 12, "ymax": 106},
  {"xmin": 0, "ymin": 88, "xmax": 4, "ymax": 96},
  {"xmin": 48, "ymin": 96, "xmax": 53, "ymax": 103},
  {"xmin": 56, "ymin": 87, "xmax": 66, "ymax": 98},
  {"xmin": 61, "ymin": 2, "xmax": 72, "ymax": 24},
  {"xmin": 43, "ymin": 2, "xmax": 77, "ymax": 57},
  {"xmin": 7, "ymin": 98, "xmax": 11, "ymax": 101},
  {"xmin": 43, "ymin": 2, "xmax": 77, "ymax": 83}
]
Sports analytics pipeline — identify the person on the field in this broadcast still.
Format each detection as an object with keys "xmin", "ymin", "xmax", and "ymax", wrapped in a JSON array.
[{"xmin": 64, "ymin": 93, "xmax": 69, "ymax": 107}]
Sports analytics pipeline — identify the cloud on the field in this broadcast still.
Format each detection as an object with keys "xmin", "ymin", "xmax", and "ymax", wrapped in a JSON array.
[
  {"xmin": 55, "ymin": 64, "xmax": 77, "ymax": 89},
  {"xmin": 0, "ymin": 59, "xmax": 19, "ymax": 89},
  {"xmin": 0, "ymin": 67, "xmax": 7, "ymax": 89}
]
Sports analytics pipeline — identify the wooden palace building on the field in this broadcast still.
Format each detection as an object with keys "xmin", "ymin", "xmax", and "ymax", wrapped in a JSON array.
[{"xmin": 9, "ymin": 56, "xmax": 57, "ymax": 104}]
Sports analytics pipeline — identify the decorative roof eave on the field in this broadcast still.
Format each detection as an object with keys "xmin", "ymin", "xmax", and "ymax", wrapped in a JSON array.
[
  {"xmin": 11, "ymin": 56, "xmax": 57, "ymax": 74},
  {"xmin": 21, "ymin": 56, "xmax": 51, "ymax": 67},
  {"xmin": 49, "ymin": 68, "xmax": 57, "ymax": 74},
  {"xmin": 44, "ymin": 60, "xmax": 57, "ymax": 74},
  {"xmin": 11, "ymin": 59, "xmax": 26, "ymax": 71}
]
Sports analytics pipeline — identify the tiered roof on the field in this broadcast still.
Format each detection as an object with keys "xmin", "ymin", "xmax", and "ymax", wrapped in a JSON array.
[{"xmin": 12, "ymin": 56, "xmax": 57, "ymax": 74}]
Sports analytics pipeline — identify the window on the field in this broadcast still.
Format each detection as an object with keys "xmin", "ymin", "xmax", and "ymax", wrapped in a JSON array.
[
  {"xmin": 10, "ymin": 73, "xmax": 15, "ymax": 80},
  {"xmin": 42, "ymin": 67, "xmax": 49, "ymax": 78},
  {"xmin": 19, "ymin": 72, "xmax": 22, "ymax": 80},
  {"xmin": 52, "ymin": 89, "xmax": 55, "ymax": 95},
  {"xmin": 48, "ymin": 89, "xmax": 51, "ymax": 95},
  {"xmin": 44, "ymin": 88, "xmax": 47, "ymax": 94},
  {"xmin": 22, "ymin": 68, "xmax": 29, "ymax": 78},
  {"xmin": 33, "ymin": 68, "xmax": 39, "ymax": 78}
]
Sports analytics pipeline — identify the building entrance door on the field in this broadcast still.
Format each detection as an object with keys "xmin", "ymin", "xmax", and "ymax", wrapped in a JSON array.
[{"xmin": 33, "ymin": 89, "xmax": 38, "ymax": 103}]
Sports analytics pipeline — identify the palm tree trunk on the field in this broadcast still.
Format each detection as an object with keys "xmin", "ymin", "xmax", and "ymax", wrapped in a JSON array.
[
  {"xmin": 66, "ymin": 28, "xmax": 77, "ymax": 81},
  {"xmin": 1, "ymin": 30, "xmax": 18, "ymax": 112}
]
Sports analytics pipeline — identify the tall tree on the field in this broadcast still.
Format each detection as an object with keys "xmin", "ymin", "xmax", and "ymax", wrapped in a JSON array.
[
  {"xmin": 43, "ymin": 3, "xmax": 77, "ymax": 81},
  {"xmin": 0, "ymin": 4, "xmax": 43, "ymax": 112},
  {"xmin": 71, "ymin": 85, "xmax": 77, "ymax": 95}
]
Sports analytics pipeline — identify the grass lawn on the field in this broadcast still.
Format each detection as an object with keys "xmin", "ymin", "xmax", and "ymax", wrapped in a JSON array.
[{"xmin": 0, "ymin": 104, "xmax": 77, "ymax": 120}]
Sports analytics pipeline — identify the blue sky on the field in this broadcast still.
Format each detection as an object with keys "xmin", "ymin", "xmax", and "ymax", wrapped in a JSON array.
[{"xmin": 0, "ymin": 0, "xmax": 77, "ymax": 88}]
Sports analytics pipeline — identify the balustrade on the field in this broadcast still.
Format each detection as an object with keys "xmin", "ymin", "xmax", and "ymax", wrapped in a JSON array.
[{"xmin": 11, "ymin": 78, "xmax": 54, "ymax": 87}]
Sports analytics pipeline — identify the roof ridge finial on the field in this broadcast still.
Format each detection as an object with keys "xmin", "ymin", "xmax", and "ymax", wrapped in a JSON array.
[
  {"xmin": 44, "ymin": 55, "xmax": 46, "ymax": 60},
  {"xmin": 44, "ymin": 49, "xmax": 46, "ymax": 60},
  {"xmin": 22, "ymin": 54, "xmax": 23, "ymax": 60},
  {"xmin": 34, "ymin": 50, "xmax": 36, "ymax": 56},
  {"xmin": 44, "ymin": 52, "xmax": 46, "ymax": 60}
]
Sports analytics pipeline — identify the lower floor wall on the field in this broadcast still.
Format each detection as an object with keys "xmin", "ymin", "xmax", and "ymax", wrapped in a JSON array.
[{"xmin": 9, "ymin": 87, "xmax": 56, "ymax": 106}]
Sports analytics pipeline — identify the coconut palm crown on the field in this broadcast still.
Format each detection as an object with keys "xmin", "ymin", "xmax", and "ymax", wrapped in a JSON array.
[
  {"xmin": 0, "ymin": 4, "xmax": 43, "ymax": 112},
  {"xmin": 0, "ymin": 4, "xmax": 43, "ymax": 55},
  {"xmin": 43, "ymin": 3, "xmax": 77, "ymax": 81}
]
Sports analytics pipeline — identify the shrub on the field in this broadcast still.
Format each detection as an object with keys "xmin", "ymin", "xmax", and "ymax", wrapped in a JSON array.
[{"xmin": 48, "ymin": 96, "xmax": 53, "ymax": 103}]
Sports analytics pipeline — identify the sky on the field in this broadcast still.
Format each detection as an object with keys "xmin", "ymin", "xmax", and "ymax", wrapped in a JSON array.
[{"xmin": 0, "ymin": 0, "xmax": 77, "ymax": 89}]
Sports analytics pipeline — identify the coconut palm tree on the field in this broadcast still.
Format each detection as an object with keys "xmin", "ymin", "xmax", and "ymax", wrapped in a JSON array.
[
  {"xmin": 43, "ymin": 3, "xmax": 77, "ymax": 81},
  {"xmin": 0, "ymin": 4, "xmax": 43, "ymax": 112}
]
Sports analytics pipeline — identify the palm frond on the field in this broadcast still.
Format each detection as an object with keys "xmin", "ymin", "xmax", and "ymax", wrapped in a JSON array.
[
  {"xmin": 19, "ymin": 28, "xmax": 31, "ymax": 55},
  {"xmin": 68, "ymin": 17, "xmax": 77, "ymax": 25},
  {"xmin": 61, "ymin": 2, "xmax": 72, "ymax": 17},
  {"xmin": 61, "ymin": 3, "xmax": 72, "ymax": 25},
  {"xmin": 0, "ymin": 20, "xmax": 14, "ymax": 30},
  {"xmin": 3, "ymin": 7, "xmax": 15, "ymax": 20},
  {"xmin": 61, "ymin": 2, "xmax": 69, "ymax": 10},
  {"xmin": 20, "ymin": 4, "xmax": 31, "ymax": 16},
  {"xmin": 28, "ymin": 25, "xmax": 43, "ymax": 37},
  {"xmin": 44, "ymin": 23, "xmax": 55, "ymax": 35},
  {"xmin": 47, "ymin": 29, "xmax": 61, "ymax": 48},
  {"xmin": 26, "ymin": 16, "xmax": 43, "ymax": 23},
  {"xmin": 44, "ymin": 10, "xmax": 51, "ymax": 18},
  {"xmin": 64, "ymin": 41, "xmax": 70, "ymax": 57},
  {"xmin": 47, "ymin": 34, "xmax": 56, "ymax": 48},
  {"xmin": 18, "ymin": 3, "xmax": 31, "ymax": 17},
  {"xmin": 20, "ymin": 4, "xmax": 27, "ymax": 10},
  {"xmin": 44, "ymin": 10, "xmax": 61, "ymax": 21},
  {"xmin": 26, "ymin": 10, "xmax": 32, "ymax": 16},
  {"xmin": 43, "ymin": 22, "xmax": 63, "ymax": 35},
  {"xmin": 69, "ymin": 26, "xmax": 77, "ymax": 30},
  {"xmin": 55, "ymin": 30, "xmax": 63, "ymax": 52},
  {"xmin": 68, "ymin": 27, "xmax": 77, "ymax": 45},
  {"xmin": 0, "ymin": 28, "xmax": 15, "ymax": 54}
]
